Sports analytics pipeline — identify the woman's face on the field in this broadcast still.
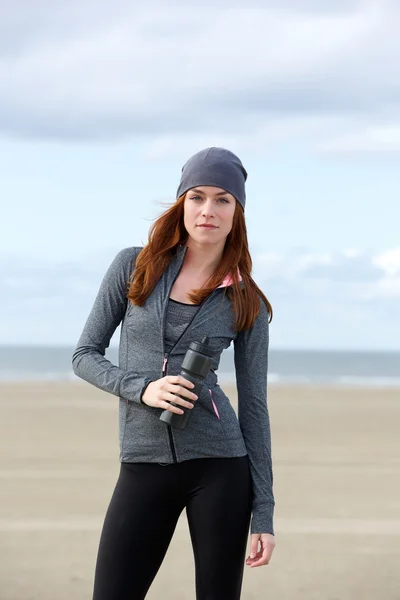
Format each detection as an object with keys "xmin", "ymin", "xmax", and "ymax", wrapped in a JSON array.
[{"xmin": 183, "ymin": 186, "xmax": 237, "ymax": 247}]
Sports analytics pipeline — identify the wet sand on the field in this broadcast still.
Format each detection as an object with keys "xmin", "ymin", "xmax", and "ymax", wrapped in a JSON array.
[{"xmin": 1, "ymin": 381, "xmax": 399, "ymax": 599}]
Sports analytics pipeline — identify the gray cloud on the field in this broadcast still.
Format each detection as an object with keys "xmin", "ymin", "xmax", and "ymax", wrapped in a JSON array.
[
  {"xmin": 253, "ymin": 248, "xmax": 400, "ymax": 299},
  {"xmin": 0, "ymin": 251, "xmax": 112, "ymax": 300},
  {"xmin": 1, "ymin": 246, "xmax": 398, "ymax": 300},
  {"xmin": 0, "ymin": 0, "xmax": 399, "ymax": 151},
  {"xmin": 1, "ymin": 244, "xmax": 399, "ymax": 347}
]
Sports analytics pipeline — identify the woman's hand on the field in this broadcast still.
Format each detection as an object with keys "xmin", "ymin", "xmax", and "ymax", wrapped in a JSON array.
[
  {"xmin": 246, "ymin": 533, "xmax": 275, "ymax": 568},
  {"xmin": 141, "ymin": 375, "xmax": 198, "ymax": 414}
]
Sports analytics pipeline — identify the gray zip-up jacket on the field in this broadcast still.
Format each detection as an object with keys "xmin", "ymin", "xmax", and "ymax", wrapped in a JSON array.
[{"xmin": 72, "ymin": 244, "xmax": 275, "ymax": 535}]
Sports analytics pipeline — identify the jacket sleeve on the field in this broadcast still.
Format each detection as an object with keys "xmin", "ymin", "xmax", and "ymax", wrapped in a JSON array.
[
  {"xmin": 233, "ymin": 295, "xmax": 275, "ymax": 535},
  {"xmin": 72, "ymin": 246, "xmax": 152, "ymax": 403}
]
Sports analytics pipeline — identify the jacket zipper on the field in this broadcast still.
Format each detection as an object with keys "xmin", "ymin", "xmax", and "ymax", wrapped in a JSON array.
[
  {"xmin": 162, "ymin": 290, "xmax": 219, "ymax": 461},
  {"xmin": 160, "ymin": 247, "xmax": 220, "ymax": 461},
  {"xmin": 162, "ymin": 284, "xmax": 220, "ymax": 450},
  {"xmin": 161, "ymin": 353, "xmax": 177, "ymax": 463},
  {"xmin": 160, "ymin": 249, "xmax": 188, "ymax": 463}
]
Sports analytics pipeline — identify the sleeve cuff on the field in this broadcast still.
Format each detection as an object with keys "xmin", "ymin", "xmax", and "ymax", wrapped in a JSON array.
[
  {"xmin": 250, "ymin": 502, "xmax": 275, "ymax": 535},
  {"xmin": 139, "ymin": 379, "xmax": 153, "ymax": 404}
]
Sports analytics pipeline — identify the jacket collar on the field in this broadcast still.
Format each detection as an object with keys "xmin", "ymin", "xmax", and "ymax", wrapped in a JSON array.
[{"xmin": 176, "ymin": 244, "xmax": 243, "ymax": 289}]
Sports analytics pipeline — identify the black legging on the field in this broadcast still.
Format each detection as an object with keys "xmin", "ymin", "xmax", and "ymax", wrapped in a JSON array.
[{"xmin": 92, "ymin": 455, "xmax": 252, "ymax": 600}]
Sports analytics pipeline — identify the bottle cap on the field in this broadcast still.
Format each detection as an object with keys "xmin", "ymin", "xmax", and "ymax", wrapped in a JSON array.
[{"xmin": 189, "ymin": 336, "xmax": 215, "ymax": 357}]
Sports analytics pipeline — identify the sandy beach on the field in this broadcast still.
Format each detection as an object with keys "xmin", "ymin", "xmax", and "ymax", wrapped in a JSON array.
[{"xmin": 0, "ymin": 381, "xmax": 399, "ymax": 600}]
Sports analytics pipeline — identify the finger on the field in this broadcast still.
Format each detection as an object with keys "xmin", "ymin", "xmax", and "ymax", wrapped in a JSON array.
[
  {"xmin": 179, "ymin": 376, "xmax": 196, "ymax": 389},
  {"xmin": 159, "ymin": 400, "xmax": 184, "ymax": 415},
  {"xmin": 246, "ymin": 549, "xmax": 262, "ymax": 563},
  {"xmin": 176, "ymin": 383, "xmax": 198, "ymax": 400},
  {"xmin": 246, "ymin": 553, "xmax": 262, "ymax": 565},
  {"xmin": 167, "ymin": 384, "xmax": 198, "ymax": 401},
  {"xmin": 249, "ymin": 536, "xmax": 259, "ymax": 559},
  {"xmin": 164, "ymin": 392, "xmax": 195, "ymax": 409},
  {"xmin": 249, "ymin": 544, "xmax": 271, "ymax": 568},
  {"xmin": 176, "ymin": 385, "xmax": 198, "ymax": 401},
  {"xmin": 249, "ymin": 557, "xmax": 269, "ymax": 567},
  {"xmin": 167, "ymin": 376, "xmax": 195, "ymax": 390}
]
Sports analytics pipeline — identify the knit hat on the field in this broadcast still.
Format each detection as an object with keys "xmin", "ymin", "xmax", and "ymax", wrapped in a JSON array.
[{"xmin": 176, "ymin": 147, "xmax": 247, "ymax": 210}]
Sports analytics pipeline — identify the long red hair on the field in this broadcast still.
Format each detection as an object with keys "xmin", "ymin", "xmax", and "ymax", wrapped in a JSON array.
[{"xmin": 128, "ymin": 194, "xmax": 273, "ymax": 331}]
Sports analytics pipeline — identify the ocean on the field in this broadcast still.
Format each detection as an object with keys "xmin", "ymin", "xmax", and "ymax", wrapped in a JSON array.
[{"xmin": 0, "ymin": 346, "xmax": 399, "ymax": 388}]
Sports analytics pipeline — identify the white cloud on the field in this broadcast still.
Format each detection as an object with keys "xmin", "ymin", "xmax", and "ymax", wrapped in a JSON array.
[
  {"xmin": 0, "ymin": 0, "xmax": 399, "ymax": 155},
  {"xmin": 372, "ymin": 248, "xmax": 400, "ymax": 276}
]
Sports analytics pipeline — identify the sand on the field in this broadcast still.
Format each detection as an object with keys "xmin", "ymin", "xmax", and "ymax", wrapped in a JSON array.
[{"xmin": 0, "ymin": 381, "xmax": 399, "ymax": 600}]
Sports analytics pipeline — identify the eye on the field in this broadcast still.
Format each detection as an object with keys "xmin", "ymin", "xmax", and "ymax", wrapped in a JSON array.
[{"xmin": 189, "ymin": 195, "xmax": 229, "ymax": 203}]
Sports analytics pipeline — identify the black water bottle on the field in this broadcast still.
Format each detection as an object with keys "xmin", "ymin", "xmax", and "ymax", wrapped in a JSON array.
[{"xmin": 159, "ymin": 336, "xmax": 214, "ymax": 429}]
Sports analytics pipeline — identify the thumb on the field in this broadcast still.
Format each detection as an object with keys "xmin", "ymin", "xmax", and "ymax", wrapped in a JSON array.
[{"xmin": 250, "ymin": 535, "xmax": 259, "ymax": 558}]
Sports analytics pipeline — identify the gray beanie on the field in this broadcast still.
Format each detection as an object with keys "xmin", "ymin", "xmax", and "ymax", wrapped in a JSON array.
[{"xmin": 176, "ymin": 147, "xmax": 247, "ymax": 210}]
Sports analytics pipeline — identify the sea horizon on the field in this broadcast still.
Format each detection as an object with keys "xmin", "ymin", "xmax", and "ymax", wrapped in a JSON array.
[{"xmin": 0, "ymin": 345, "xmax": 399, "ymax": 388}]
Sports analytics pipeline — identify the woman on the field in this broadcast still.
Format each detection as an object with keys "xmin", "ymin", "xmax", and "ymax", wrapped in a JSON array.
[{"xmin": 72, "ymin": 147, "xmax": 276, "ymax": 599}]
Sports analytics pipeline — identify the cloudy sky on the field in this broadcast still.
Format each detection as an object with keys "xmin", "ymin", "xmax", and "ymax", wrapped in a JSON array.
[{"xmin": 1, "ymin": 0, "xmax": 399, "ymax": 350}]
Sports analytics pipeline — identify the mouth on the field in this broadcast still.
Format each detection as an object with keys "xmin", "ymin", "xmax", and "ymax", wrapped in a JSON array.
[{"xmin": 198, "ymin": 224, "xmax": 218, "ymax": 229}]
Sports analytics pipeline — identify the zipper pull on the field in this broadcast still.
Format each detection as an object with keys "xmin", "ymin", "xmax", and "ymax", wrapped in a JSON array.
[
  {"xmin": 209, "ymin": 388, "xmax": 220, "ymax": 420},
  {"xmin": 162, "ymin": 353, "xmax": 168, "ymax": 375}
]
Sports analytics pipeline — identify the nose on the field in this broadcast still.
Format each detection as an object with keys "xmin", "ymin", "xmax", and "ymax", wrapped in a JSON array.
[{"xmin": 201, "ymin": 199, "xmax": 216, "ymax": 218}]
